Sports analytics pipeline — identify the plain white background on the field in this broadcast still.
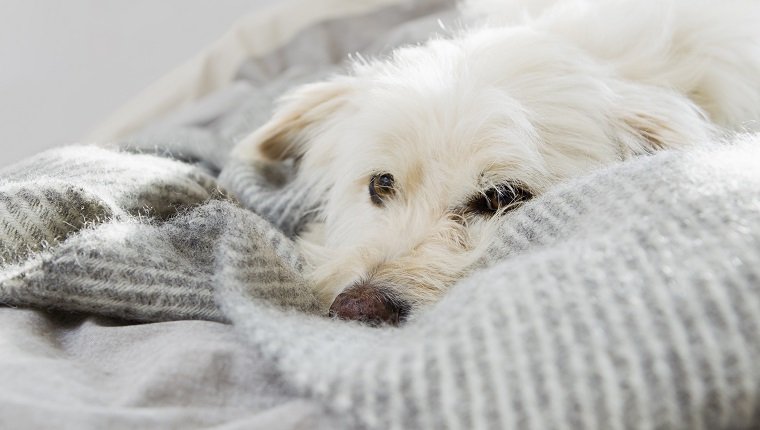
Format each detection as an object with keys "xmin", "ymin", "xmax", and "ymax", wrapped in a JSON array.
[{"xmin": 0, "ymin": 0, "xmax": 277, "ymax": 167}]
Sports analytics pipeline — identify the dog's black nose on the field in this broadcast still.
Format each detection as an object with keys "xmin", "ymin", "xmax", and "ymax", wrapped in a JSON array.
[{"xmin": 329, "ymin": 283, "xmax": 407, "ymax": 326}]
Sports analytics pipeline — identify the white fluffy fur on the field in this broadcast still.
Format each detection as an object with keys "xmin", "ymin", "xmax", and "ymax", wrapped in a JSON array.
[{"xmin": 234, "ymin": 0, "xmax": 760, "ymax": 315}]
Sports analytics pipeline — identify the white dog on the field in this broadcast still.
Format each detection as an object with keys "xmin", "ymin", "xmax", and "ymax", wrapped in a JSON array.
[{"xmin": 234, "ymin": 0, "xmax": 760, "ymax": 325}]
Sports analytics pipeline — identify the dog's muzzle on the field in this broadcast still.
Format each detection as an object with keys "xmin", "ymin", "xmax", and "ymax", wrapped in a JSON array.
[{"xmin": 328, "ymin": 282, "xmax": 409, "ymax": 326}]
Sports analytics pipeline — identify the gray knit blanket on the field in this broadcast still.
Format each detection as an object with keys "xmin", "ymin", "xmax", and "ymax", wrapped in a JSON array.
[
  {"xmin": 221, "ymin": 137, "xmax": 760, "ymax": 430},
  {"xmin": 3, "ymin": 0, "xmax": 760, "ymax": 428}
]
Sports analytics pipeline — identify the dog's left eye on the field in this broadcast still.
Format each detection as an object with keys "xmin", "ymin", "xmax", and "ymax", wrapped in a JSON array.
[
  {"xmin": 468, "ymin": 183, "xmax": 532, "ymax": 215},
  {"xmin": 369, "ymin": 173, "xmax": 395, "ymax": 206}
]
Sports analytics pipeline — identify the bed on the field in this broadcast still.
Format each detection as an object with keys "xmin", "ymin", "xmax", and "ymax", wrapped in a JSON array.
[{"xmin": 2, "ymin": 0, "xmax": 760, "ymax": 428}]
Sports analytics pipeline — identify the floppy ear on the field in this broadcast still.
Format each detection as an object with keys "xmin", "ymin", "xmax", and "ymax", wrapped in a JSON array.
[
  {"xmin": 615, "ymin": 85, "xmax": 713, "ymax": 155},
  {"xmin": 233, "ymin": 78, "xmax": 355, "ymax": 162}
]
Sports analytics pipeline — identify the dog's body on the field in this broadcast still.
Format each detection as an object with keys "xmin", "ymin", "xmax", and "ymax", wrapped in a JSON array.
[{"xmin": 234, "ymin": 0, "xmax": 760, "ymax": 325}]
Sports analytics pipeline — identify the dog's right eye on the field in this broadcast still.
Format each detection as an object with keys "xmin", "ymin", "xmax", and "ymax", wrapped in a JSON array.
[
  {"xmin": 467, "ymin": 183, "xmax": 532, "ymax": 215},
  {"xmin": 369, "ymin": 173, "xmax": 395, "ymax": 206}
]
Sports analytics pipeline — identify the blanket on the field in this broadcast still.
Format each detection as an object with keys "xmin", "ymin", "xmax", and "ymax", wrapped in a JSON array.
[
  {"xmin": 222, "ymin": 136, "xmax": 760, "ymax": 430},
  {"xmin": 2, "ymin": 0, "xmax": 760, "ymax": 428}
]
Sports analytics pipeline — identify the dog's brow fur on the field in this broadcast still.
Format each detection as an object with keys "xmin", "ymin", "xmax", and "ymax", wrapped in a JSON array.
[{"xmin": 402, "ymin": 161, "xmax": 426, "ymax": 196}]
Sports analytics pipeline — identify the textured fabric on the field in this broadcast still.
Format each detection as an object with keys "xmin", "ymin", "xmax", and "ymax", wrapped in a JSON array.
[
  {"xmin": 3, "ymin": 0, "xmax": 760, "ymax": 429},
  {"xmin": 0, "ymin": 308, "xmax": 340, "ymax": 430},
  {"xmin": 222, "ymin": 137, "xmax": 760, "ymax": 430},
  {"xmin": 0, "ymin": 146, "xmax": 321, "ymax": 322}
]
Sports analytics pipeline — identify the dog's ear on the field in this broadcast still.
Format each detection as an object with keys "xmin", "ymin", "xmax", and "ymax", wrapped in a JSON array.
[
  {"xmin": 233, "ymin": 79, "xmax": 355, "ymax": 162},
  {"xmin": 616, "ymin": 85, "xmax": 713, "ymax": 155}
]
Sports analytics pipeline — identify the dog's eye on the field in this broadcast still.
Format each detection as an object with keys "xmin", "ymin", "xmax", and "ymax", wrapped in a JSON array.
[
  {"xmin": 369, "ymin": 173, "xmax": 395, "ymax": 206},
  {"xmin": 468, "ymin": 183, "xmax": 532, "ymax": 215}
]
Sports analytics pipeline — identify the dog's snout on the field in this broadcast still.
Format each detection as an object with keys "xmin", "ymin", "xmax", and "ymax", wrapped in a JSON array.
[{"xmin": 329, "ymin": 282, "xmax": 408, "ymax": 326}]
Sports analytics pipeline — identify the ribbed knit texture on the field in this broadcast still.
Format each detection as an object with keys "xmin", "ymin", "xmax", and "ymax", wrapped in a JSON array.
[{"xmin": 221, "ymin": 137, "xmax": 760, "ymax": 430}]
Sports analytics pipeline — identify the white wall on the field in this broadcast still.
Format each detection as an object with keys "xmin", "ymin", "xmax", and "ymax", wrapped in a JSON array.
[{"xmin": 0, "ymin": 0, "xmax": 275, "ymax": 167}]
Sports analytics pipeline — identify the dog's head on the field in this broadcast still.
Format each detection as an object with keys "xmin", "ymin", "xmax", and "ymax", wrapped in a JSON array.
[{"xmin": 235, "ymin": 26, "xmax": 710, "ymax": 325}]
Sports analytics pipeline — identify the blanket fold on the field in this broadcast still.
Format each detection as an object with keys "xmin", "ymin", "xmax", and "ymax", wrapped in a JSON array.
[{"xmin": 0, "ymin": 146, "xmax": 319, "ymax": 322}]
